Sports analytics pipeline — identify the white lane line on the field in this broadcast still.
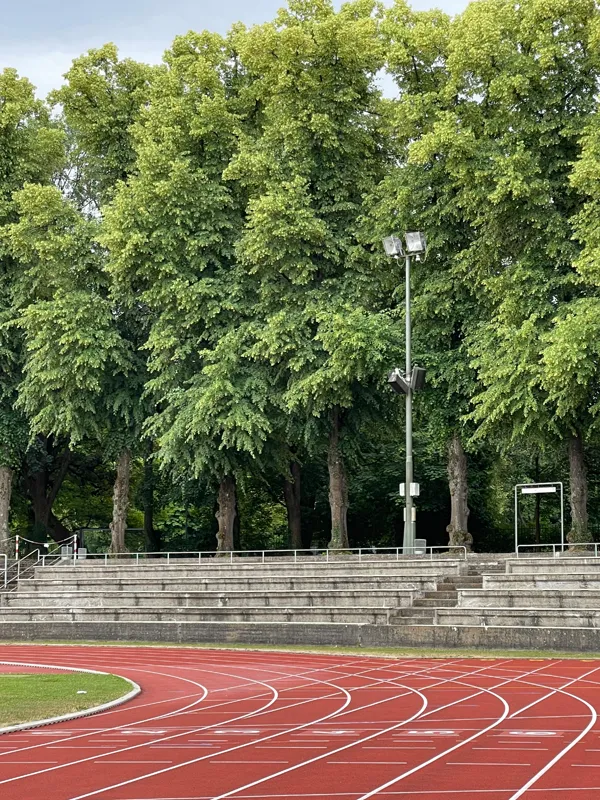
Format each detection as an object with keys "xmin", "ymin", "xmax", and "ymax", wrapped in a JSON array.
[
  {"xmin": 71, "ymin": 659, "xmax": 512, "ymax": 800},
  {"xmin": 1, "ymin": 650, "xmax": 491, "ymax": 799},
  {"xmin": 361, "ymin": 660, "xmax": 600, "ymax": 800},
  {"xmin": 447, "ymin": 762, "xmax": 531, "ymax": 767},
  {"xmin": 55, "ymin": 655, "xmax": 483, "ymax": 800},
  {"xmin": 0, "ymin": 667, "xmax": 280, "ymax": 786},
  {"xmin": 353, "ymin": 659, "xmax": 566, "ymax": 800},
  {"xmin": 473, "ymin": 748, "xmax": 548, "ymax": 752},
  {"xmin": 202, "ymin": 659, "xmax": 523, "ymax": 800},
  {"xmin": 0, "ymin": 666, "xmax": 210, "ymax": 757},
  {"xmin": 65, "ymin": 656, "xmax": 445, "ymax": 800},
  {"xmin": 210, "ymin": 761, "xmax": 289, "ymax": 764},
  {"xmin": 507, "ymin": 667, "xmax": 600, "ymax": 800},
  {"xmin": 326, "ymin": 761, "xmax": 408, "ymax": 765},
  {"xmin": 95, "ymin": 760, "xmax": 173, "ymax": 764},
  {"xmin": 0, "ymin": 650, "xmax": 377, "ymax": 759}
]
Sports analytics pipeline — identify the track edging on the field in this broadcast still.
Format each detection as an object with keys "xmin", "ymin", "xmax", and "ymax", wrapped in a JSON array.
[{"xmin": 0, "ymin": 659, "xmax": 141, "ymax": 736}]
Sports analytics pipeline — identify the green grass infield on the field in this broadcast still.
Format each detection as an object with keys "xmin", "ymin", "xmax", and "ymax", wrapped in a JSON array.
[{"xmin": 0, "ymin": 672, "xmax": 131, "ymax": 728}]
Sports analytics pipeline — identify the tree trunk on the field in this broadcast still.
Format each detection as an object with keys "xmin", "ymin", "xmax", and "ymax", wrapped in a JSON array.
[
  {"xmin": 25, "ymin": 437, "xmax": 72, "ymax": 543},
  {"xmin": 110, "ymin": 448, "xmax": 131, "ymax": 554},
  {"xmin": 143, "ymin": 450, "xmax": 160, "ymax": 553},
  {"xmin": 284, "ymin": 460, "xmax": 302, "ymax": 550},
  {"xmin": 328, "ymin": 407, "xmax": 349, "ymax": 550},
  {"xmin": 446, "ymin": 432, "xmax": 473, "ymax": 551},
  {"xmin": 216, "ymin": 474, "xmax": 236, "ymax": 552},
  {"xmin": 0, "ymin": 466, "xmax": 13, "ymax": 556},
  {"xmin": 568, "ymin": 431, "xmax": 591, "ymax": 544}
]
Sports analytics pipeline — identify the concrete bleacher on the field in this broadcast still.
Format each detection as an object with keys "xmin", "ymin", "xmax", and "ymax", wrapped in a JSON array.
[
  {"xmin": 395, "ymin": 556, "xmax": 600, "ymax": 637},
  {"xmin": 2, "ymin": 552, "xmax": 600, "ymax": 652},
  {"xmin": 0, "ymin": 557, "xmax": 467, "ymax": 627}
]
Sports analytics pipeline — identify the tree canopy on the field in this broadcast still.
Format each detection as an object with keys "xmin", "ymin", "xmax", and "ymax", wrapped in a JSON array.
[{"xmin": 2, "ymin": 0, "xmax": 600, "ymax": 557}]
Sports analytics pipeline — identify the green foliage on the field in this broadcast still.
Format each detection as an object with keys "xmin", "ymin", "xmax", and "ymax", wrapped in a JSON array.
[
  {"xmin": 3, "ymin": 0, "xmax": 600, "ymax": 551},
  {"xmin": 50, "ymin": 44, "xmax": 158, "ymax": 206}
]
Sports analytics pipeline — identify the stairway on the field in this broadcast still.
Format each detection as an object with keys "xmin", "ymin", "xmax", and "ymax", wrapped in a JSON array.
[{"xmin": 391, "ymin": 574, "xmax": 484, "ymax": 626}]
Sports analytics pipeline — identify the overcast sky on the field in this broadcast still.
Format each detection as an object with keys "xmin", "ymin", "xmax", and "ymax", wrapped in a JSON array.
[{"xmin": 2, "ymin": 0, "xmax": 468, "ymax": 99}]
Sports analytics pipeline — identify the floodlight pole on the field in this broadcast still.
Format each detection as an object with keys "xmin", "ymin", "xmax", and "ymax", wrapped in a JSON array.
[{"xmin": 404, "ymin": 251, "xmax": 415, "ymax": 554}]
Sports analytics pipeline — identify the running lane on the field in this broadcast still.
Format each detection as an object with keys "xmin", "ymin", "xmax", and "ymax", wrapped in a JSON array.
[{"xmin": 0, "ymin": 645, "xmax": 598, "ymax": 800}]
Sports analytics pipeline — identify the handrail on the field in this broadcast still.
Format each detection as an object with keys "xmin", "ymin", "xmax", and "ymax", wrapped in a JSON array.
[
  {"xmin": 4, "ymin": 549, "xmax": 41, "ymax": 591},
  {"xmin": 516, "ymin": 542, "xmax": 600, "ymax": 558},
  {"xmin": 46, "ymin": 545, "xmax": 468, "ymax": 566}
]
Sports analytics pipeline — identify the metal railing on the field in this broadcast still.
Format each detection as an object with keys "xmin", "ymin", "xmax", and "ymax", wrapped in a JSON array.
[
  {"xmin": 4, "ymin": 550, "xmax": 41, "ymax": 591},
  {"xmin": 41, "ymin": 545, "xmax": 467, "ymax": 567},
  {"xmin": 516, "ymin": 542, "xmax": 600, "ymax": 558}
]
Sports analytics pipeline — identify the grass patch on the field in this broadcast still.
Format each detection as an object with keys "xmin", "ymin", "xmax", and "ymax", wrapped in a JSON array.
[
  {"xmin": 0, "ymin": 672, "xmax": 131, "ymax": 727},
  {"xmin": 1, "ymin": 639, "xmax": 600, "ymax": 661}
]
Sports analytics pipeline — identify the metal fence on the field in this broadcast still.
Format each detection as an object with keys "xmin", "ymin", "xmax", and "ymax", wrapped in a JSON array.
[
  {"xmin": 516, "ymin": 542, "xmax": 600, "ymax": 558},
  {"xmin": 40, "ymin": 545, "xmax": 467, "ymax": 567}
]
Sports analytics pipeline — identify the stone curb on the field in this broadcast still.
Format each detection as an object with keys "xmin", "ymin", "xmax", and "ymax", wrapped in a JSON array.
[{"xmin": 0, "ymin": 659, "xmax": 141, "ymax": 735}]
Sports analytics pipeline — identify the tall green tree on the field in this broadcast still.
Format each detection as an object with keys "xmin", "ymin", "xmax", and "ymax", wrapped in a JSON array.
[
  {"xmin": 0, "ymin": 69, "xmax": 64, "ymax": 553},
  {"xmin": 18, "ymin": 45, "xmax": 157, "ymax": 554},
  {"xmin": 228, "ymin": 0, "xmax": 400, "ymax": 549},
  {"xmin": 103, "ymin": 30, "xmax": 269, "ymax": 551},
  {"xmin": 408, "ymin": 0, "xmax": 600, "ymax": 544},
  {"xmin": 375, "ymin": 0, "xmax": 482, "ymax": 549},
  {"xmin": 50, "ymin": 44, "xmax": 158, "ymax": 209}
]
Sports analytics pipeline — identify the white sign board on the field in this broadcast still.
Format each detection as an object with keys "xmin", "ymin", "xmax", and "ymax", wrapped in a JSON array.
[{"xmin": 514, "ymin": 482, "xmax": 564, "ymax": 554}]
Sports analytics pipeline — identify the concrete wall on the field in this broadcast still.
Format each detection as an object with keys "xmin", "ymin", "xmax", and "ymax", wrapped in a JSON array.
[{"xmin": 2, "ymin": 620, "xmax": 600, "ymax": 653}]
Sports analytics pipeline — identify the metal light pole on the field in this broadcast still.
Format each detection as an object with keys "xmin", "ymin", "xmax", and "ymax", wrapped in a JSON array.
[
  {"xmin": 404, "ymin": 248, "xmax": 414, "ymax": 552},
  {"xmin": 382, "ymin": 233, "xmax": 427, "ymax": 555}
]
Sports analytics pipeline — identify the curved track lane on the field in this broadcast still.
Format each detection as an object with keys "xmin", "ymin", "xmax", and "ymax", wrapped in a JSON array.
[{"xmin": 0, "ymin": 645, "xmax": 599, "ymax": 800}]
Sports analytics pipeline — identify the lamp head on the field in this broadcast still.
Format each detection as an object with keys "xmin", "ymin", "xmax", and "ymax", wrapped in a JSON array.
[
  {"xmin": 404, "ymin": 231, "xmax": 427, "ymax": 255},
  {"xmin": 382, "ymin": 235, "xmax": 404, "ymax": 257},
  {"xmin": 387, "ymin": 368, "xmax": 410, "ymax": 395}
]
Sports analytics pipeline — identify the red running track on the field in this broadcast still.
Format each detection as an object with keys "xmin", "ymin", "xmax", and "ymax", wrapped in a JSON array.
[{"xmin": 0, "ymin": 644, "xmax": 599, "ymax": 800}]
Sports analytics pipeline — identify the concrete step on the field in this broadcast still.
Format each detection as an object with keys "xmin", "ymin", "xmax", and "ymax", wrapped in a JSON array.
[
  {"xmin": 17, "ymin": 577, "xmax": 439, "ymax": 593},
  {"xmin": 1, "ymin": 589, "xmax": 415, "ymax": 610},
  {"xmin": 37, "ymin": 561, "xmax": 465, "ymax": 580},
  {"xmin": 413, "ymin": 598, "xmax": 457, "ymax": 608},
  {"xmin": 484, "ymin": 574, "xmax": 600, "ymax": 591},
  {"xmin": 422, "ymin": 591, "xmax": 458, "ymax": 600},
  {"xmin": 507, "ymin": 559, "xmax": 600, "ymax": 576},
  {"xmin": 459, "ymin": 588, "xmax": 600, "ymax": 610},
  {"xmin": 391, "ymin": 613, "xmax": 435, "ymax": 626},
  {"xmin": 0, "ymin": 606, "xmax": 391, "ymax": 625},
  {"xmin": 441, "ymin": 577, "xmax": 483, "ymax": 587},
  {"xmin": 394, "ymin": 607, "xmax": 435, "ymax": 617},
  {"xmin": 436, "ymin": 607, "xmax": 600, "ymax": 629}
]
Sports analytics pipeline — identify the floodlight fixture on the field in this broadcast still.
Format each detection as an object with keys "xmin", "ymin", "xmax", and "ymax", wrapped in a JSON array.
[
  {"xmin": 404, "ymin": 231, "xmax": 427, "ymax": 255},
  {"xmin": 410, "ymin": 367, "xmax": 426, "ymax": 391},
  {"xmin": 382, "ymin": 235, "xmax": 404, "ymax": 258},
  {"xmin": 388, "ymin": 368, "xmax": 410, "ymax": 395}
]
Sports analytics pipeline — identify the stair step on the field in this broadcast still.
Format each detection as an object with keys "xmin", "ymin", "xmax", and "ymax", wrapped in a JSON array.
[
  {"xmin": 413, "ymin": 598, "xmax": 457, "ymax": 608},
  {"xmin": 395, "ymin": 607, "xmax": 435, "ymax": 617},
  {"xmin": 441, "ymin": 580, "xmax": 482, "ymax": 589},
  {"xmin": 392, "ymin": 614, "xmax": 435, "ymax": 626},
  {"xmin": 423, "ymin": 591, "xmax": 458, "ymax": 599}
]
